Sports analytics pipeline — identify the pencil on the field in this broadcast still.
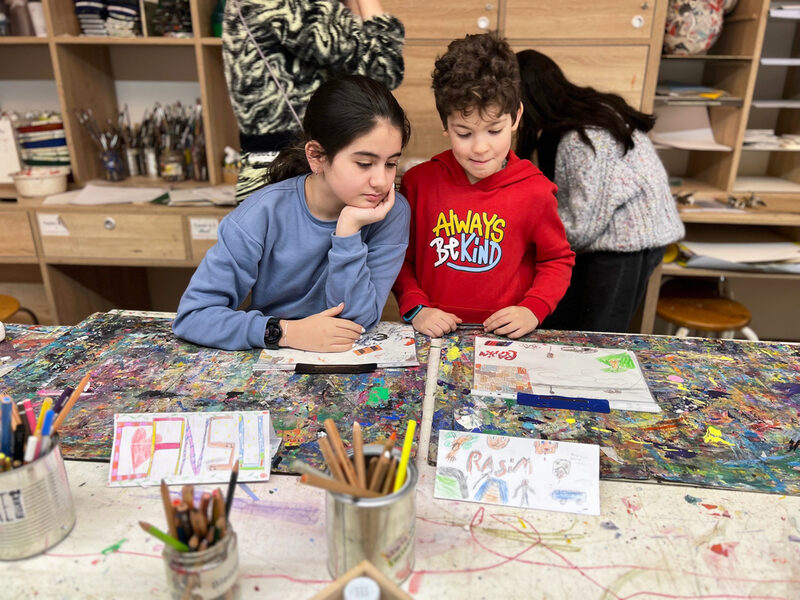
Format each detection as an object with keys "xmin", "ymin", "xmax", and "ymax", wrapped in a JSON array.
[
  {"xmin": 318, "ymin": 435, "xmax": 345, "ymax": 482},
  {"xmin": 323, "ymin": 418, "xmax": 359, "ymax": 487},
  {"xmin": 160, "ymin": 480, "xmax": 178, "ymax": 538},
  {"xmin": 393, "ymin": 419, "xmax": 417, "ymax": 492},
  {"xmin": 366, "ymin": 455, "xmax": 378, "ymax": 483},
  {"xmin": 139, "ymin": 520, "xmax": 189, "ymax": 552},
  {"xmin": 34, "ymin": 397, "xmax": 52, "ymax": 435},
  {"xmin": 368, "ymin": 449, "xmax": 391, "ymax": 492},
  {"xmin": 20, "ymin": 399, "xmax": 36, "ymax": 436},
  {"xmin": 9, "ymin": 398, "xmax": 21, "ymax": 430},
  {"xmin": 224, "ymin": 459, "xmax": 239, "ymax": 518},
  {"xmin": 52, "ymin": 372, "xmax": 92, "ymax": 433},
  {"xmin": 53, "ymin": 387, "xmax": 73, "ymax": 414},
  {"xmin": 182, "ymin": 484, "xmax": 195, "ymax": 511},
  {"xmin": 290, "ymin": 459, "xmax": 333, "ymax": 480},
  {"xmin": 382, "ymin": 459, "xmax": 398, "ymax": 495},
  {"xmin": 300, "ymin": 473, "xmax": 381, "ymax": 498},
  {"xmin": 352, "ymin": 422, "xmax": 366, "ymax": 489}
]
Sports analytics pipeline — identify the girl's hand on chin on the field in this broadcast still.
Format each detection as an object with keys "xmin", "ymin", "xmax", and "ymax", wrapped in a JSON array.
[{"xmin": 336, "ymin": 186, "xmax": 395, "ymax": 237}]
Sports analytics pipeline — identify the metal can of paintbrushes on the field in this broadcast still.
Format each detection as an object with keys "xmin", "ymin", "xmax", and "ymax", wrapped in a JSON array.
[
  {"xmin": 162, "ymin": 528, "xmax": 240, "ymax": 600},
  {"xmin": 0, "ymin": 436, "xmax": 76, "ymax": 560},
  {"xmin": 326, "ymin": 444, "xmax": 417, "ymax": 585}
]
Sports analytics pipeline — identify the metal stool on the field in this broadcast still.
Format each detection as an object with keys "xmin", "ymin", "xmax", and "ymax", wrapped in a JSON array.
[
  {"xmin": 656, "ymin": 278, "xmax": 758, "ymax": 341},
  {"xmin": 0, "ymin": 294, "xmax": 39, "ymax": 324}
]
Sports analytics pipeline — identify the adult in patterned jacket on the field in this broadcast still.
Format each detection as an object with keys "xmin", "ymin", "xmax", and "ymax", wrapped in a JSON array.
[{"xmin": 223, "ymin": 0, "xmax": 405, "ymax": 203}]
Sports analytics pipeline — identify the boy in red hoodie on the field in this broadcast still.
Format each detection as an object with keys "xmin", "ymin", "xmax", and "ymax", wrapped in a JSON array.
[{"xmin": 393, "ymin": 33, "xmax": 575, "ymax": 338}]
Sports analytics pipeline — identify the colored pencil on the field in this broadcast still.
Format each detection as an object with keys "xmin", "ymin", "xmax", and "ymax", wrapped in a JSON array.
[
  {"xmin": 382, "ymin": 458, "xmax": 398, "ymax": 495},
  {"xmin": 182, "ymin": 484, "xmax": 195, "ymax": 510},
  {"xmin": 1, "ymin": 397, "xmax": 11, "ymax": 456},
  {"xmin": 318, "ymin": 435, "xmax": 345, "ymax": 482},
  {"xmin": 38, "ymin": 409, "xmax": 55, "ymax": 454},
  {"xmin": 224, "ymin": 459, "xmax": 239, "ymax": 518},
  {"xmin": 160, "ymin": 480, "xmax": 178, "ymax": 538},
  {"xmin": 9, "ymin": 398, "xmax": 21, "ymax": 430},
  {"xmin": 393, "ymin": 419, "xmax": 417, "ymax": 492},
  {"xmin": 34, "ymin": 397, "xmax": 52, "ymax": 435},
  {"xmin": 352, "ymin": 421, "xmax": 366, "ymax": 489},
  {"xmin": 300, "ymin": 473, "xmax": 381, "ymax": 498},
  {"xmin": 53, "ymin": 387, "xmax": 73, "ymax": 414},
  {"xmin": 368, "ymin": 449, "xmax": 391, "ymax": 493},
  {"xmin": 139, "ymin": 521, "xmax": 189, "ymax": 552},
  {"xmin": 290, "ymin": 459, "xmax": 333, "ymax": 480},
  {"xmin": 323, "ymin": 418, "xmax": 359, "ymax": 487},
  {"xmin": 20, "ymin": 399, "xmax": 36, "ymax": 435},
  {"xmin": 52, "ymin": 372, "xmax": 92, "ymax": 433}
]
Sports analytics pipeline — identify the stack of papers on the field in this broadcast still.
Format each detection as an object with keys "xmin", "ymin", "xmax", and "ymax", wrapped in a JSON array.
[
  {"xmin": 679, "ymin": 225, "xmax": 800, "ymax": 273},
  {"xmin": 167, "ymin": 186, "xmax": 237, "ymax": 206},
  {"xmin": 651, "ymin": 105, "xmax": 731, "ymax": 151}
]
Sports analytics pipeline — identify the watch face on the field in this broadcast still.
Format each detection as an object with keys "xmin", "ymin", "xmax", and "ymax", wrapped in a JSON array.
[{"xmin": 265, "ymin": 320, "xmax": 282, "ymax": 346}]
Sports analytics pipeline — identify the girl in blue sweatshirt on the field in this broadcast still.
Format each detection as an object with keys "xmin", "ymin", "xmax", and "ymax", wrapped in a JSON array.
[{"xmin": 173, "ymin": 75, "xmax": 411, "ymax": 351}]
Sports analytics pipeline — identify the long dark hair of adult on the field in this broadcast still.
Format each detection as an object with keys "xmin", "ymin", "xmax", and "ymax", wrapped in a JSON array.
[
  {"xmin": 267, "ymin": 74, "xmax": 411, "ymax": 184},
  {"xmin": 515, "ymin": 49, "xmax": 656, "ymax": 181}
]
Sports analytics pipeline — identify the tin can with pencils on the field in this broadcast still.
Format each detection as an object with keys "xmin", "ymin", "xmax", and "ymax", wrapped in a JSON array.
[
  {"xmin": 162, "ymin": 529, "xmax": 240, "ymax": 599},
  {"xmin": 0, "ymin": 437, "xmax": 76, "ymax": 560},
  {"xmin": 326, "ymin": 444, "xmax": 417, "ymax": 584}
]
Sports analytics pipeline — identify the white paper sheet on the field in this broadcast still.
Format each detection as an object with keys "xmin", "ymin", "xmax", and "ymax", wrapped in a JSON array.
[
  {"xmin": 71, "ymin": 183, "xmax": 169, "ymax": 205},
  {"xmin": 680, "ymin": 226, "xmax": 800, "ymax": 263},
  {"xmin": 472, "ymin": 337, "xmax": 659, "ymax": 413},
  {"xmin": 434, "ymin": 430, "xmax": 600, "ymax": 515},
  {"xmin": 108, "ymin": 411, "xmax": 278, "ymax": 487},
  {"xmin": 254, "ymin": 322, "xmax": 418, "ymax": 371},
  {"xmin": 651, "ymin": 105, "xmax": 731, "ymax": 151}
]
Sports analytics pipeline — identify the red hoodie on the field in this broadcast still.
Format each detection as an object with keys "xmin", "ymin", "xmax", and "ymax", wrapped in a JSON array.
[{"xmin": 393, "ymin": 150, "xmax": 575, "ymax": 324}]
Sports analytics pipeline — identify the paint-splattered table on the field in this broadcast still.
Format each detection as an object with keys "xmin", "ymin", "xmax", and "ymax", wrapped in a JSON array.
[
  {"xmin": 0, "ymin": 311, "xmax": 428, "ymax": 472},
  {"xmin": 3, "ymin": 459, "xmax": 799, "ymax": 599},
  {"xmin": 431, "ymin": 327, "xmax": 800, "ymax": 495}
]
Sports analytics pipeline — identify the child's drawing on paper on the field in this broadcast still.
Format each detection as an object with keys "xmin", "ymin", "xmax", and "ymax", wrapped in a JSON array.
[
  {"xmin": 434, "ymin": 430, "xmax": 600, "ymax": 515},
  {"xmin": 255, "ymin": 322, "xmax": 418, "ymax": 370},
  {"xmin": 472, "ymin": 336, "xmax": 659, "ymax": 413}
]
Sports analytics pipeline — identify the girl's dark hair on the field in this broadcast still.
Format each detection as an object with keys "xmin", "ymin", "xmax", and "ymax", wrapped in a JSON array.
[
  {"xmin": 432, "ymin": 33, "xmax": 520, "ymax": 127},
  {"xmin": 267, "ymin": 74, "xmax": 411, "ymax": 184},
  {"xmin": 515, "ymin": 49, "xmax": 655, "ymax": 180}
]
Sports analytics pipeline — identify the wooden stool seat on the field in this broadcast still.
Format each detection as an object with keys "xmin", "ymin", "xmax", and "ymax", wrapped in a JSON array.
[
  {"xmin": 0, "ymin": 295, "xmax": 21, "ymax": 321},
  {"xmin": 657, "ymin": 295, "xmax": 751, "ymax": 331}
]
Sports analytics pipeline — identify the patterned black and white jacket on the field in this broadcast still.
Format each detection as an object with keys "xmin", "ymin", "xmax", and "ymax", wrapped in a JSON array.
[{"xmin": 223, "ymin": 0, "xmax": 405, "ymax": 152}]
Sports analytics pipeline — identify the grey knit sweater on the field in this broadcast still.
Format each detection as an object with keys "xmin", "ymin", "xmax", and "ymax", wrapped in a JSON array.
[{"xmin": 553, "ymin": 128, "xmax": 684, "ymax": 253}]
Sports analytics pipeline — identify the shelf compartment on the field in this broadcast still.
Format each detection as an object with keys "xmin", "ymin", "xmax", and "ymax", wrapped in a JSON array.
[
  {"xmin": 654, "ymin": 95, "xmax": 744, "ymax": 107},
  {"xmin": 734, "ymin": 175, "xmax": 800, "ymax": 192}
]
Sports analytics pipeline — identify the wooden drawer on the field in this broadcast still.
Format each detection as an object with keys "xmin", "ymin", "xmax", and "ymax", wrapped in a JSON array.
[
  {"xmin": 504, "ymin": 0, "xmax": 656, "ymax": 41},
  {"xmin": 188, "ymin": 215, "xmax": 221, "ymax": 262},
  {"xmin": 513, "ymin": 45, "xmax": 649, "ymax": 110},
  {"xmin": 384, "ymin": 0, "xmax": 496, "ymax": 39},
  {"xmin": 0, "ymin": 212, "xmax": 36, "ymax": 258},
  {"xmin": 37, "ymin": 212, "xmax": 186, "ymax": 260}
]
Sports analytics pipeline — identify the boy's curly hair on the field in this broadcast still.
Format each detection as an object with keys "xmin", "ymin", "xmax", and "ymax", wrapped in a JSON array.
[{"xmin": 432, "ymin": 33, "xmax": 521, "ymax": 127}]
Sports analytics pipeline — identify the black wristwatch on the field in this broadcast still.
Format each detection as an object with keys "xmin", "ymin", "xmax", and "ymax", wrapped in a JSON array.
[
  {"xmin": 402, "ymin": 304, "xmax": 425, "ymax": 323},
  {"xmin": 264, "ymin": 317, "xmax": 283, "ymax": 349}
]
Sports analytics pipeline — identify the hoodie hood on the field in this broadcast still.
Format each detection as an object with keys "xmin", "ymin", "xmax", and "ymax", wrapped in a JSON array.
[{"xmin": 429, "ymin": 149, "xmax": 543, "ymax": 191}]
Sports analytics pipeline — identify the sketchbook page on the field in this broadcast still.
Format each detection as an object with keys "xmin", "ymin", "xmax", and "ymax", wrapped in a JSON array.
[
  {"xmin": 651, "ymin": 105, "xmax": 732, "ymax": 151},
  {"xmin": 434, "ymin": 430, "xmax": 600, "ymax": 515},
  {"xmin": 191, "ymin": 185, "xmax": 237, "ymax": 205},
  {"xmin": 71, "ymin": 183, "xmax": 169, "ymax": 205},
  {"xmin": 472, "ymin": 337, "xmax": 659, "ymax": 412},
  {"xmin": 108, "ymin": 410, "xmax": 271, "ymax": 487},
  {"xmin": 254, "ymin": 321, "xmax": 418, "ymax": 370},
  {"xmin": 680, "ymin": 226, "xmax": 800, "ymax": 263}
]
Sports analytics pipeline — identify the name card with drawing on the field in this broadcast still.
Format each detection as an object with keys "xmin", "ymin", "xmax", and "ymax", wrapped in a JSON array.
[
  {"xmin": 472, "ymin": 337, "xmax": 660, "ymax": 413},
  {"xmin": 435, "ymin": 430, "xmax": 600, "ymax": 515},
  {"xmin": 109, "ymin": 411, "xmax": 273, "ymax": 487}
]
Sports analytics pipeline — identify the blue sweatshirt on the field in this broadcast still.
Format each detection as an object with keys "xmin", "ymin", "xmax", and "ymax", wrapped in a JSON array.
[{"xmin": 173, "ymin": 174, "xmax": 410, "ymax": 350}]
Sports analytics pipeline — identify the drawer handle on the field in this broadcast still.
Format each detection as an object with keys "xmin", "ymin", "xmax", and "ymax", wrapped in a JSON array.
[
  {"xmin": 104, "ymin": 217, "xmax": 117, "ymax": 230},
  {"xmin": 477, "ymin": 15, "xmax": 490, "ymax": 29},
  {"xmin": 632, "ymin": 14, "xmax": 645, "ymax": 28},
  {"xmin": 641, "ymin": 2, "xmax": 649, "ymax": 8}
]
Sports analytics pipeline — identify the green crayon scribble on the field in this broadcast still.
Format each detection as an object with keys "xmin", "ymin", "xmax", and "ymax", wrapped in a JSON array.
[{"xmin": 101, "ymin": 538, "xmax": 128, "ymax": 555}]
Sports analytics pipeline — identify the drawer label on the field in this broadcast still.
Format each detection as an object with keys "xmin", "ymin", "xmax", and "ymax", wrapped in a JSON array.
[
  {"xmin": 190, "ymin": 218, "xmax": 219, "ymax": 240},
  {"xmin": 37, "ymin": 213, "xmax": 70, "ymax": 236}
]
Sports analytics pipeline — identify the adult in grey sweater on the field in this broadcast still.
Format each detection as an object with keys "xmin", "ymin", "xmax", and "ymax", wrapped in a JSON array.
[{"xmin": 516, "ymin": 49, "xmax": 684, "ymax": 333}]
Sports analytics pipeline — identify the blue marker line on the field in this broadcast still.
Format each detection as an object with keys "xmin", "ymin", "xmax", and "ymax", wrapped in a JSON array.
[{"xmin": 516, "ymin": 392, "xmax": 610, "ymax": 414}]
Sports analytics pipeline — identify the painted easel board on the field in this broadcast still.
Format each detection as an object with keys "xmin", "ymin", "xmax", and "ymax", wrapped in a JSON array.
[
  {"xmin": 254, "ymin": 322, "xmax": 418, "ymax": 370},
  {"xmin": 473, "ymin": 336, "xmax": 660, "ymax": 412},
  {"xmin": 435, "ymin": 430, "xmax": 600, "ymax": 515},
  {"xmin": 432, "ymin": 327, "xmax": 800, "ymax": 495},
  {"xmin": 1, "ymin": 311, "xmax": 428, "ymax": 475},
  {"xmin": 109, "ymin": 410, "xmax": 273, "ymax": 486}
]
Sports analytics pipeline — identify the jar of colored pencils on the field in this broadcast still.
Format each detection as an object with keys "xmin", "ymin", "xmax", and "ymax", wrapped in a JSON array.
[
  {"xmin": 325, "ymin": 444, "xmax": 418, "ymax": 585},
  {"xmin": 162, "ymin": 528, "xmax": 240, "ymax": 600}
]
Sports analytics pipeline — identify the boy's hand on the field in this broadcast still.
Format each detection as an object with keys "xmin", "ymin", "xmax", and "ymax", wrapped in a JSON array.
[
  {"xmin": 336, "ymin": 186, "xmax": 395, "ymax": 237},
  {"xmin": 412, "ymin": 307, "xmax": 462, "ymax": 338},
  {"xmin": 483, "ymin": 306, "xmax": 539, "ymax": 339},
  {"xmin": 281, "ymin": 303, "xmax": 363, "ymax": 352}
]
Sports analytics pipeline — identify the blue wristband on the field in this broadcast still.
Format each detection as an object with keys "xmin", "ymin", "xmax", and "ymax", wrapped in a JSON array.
[{"xmin": 402, "ymin": 304, "xmax": 425, "ymax": 323}]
